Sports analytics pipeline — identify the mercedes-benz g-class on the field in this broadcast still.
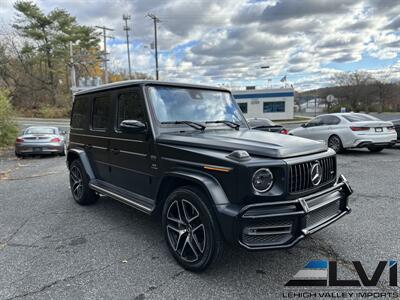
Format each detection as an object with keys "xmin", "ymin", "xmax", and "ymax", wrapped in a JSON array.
[{"xmin": 67, "ymin": 81, "xmax": 352, "ymax": 271}]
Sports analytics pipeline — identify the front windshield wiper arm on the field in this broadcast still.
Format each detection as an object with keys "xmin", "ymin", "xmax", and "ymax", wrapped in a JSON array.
[
  {"xmin": 161, "ymin": 120, "xmax": 206, "ymax": 131},
  {"xmin": 205, "ymin": 120, "xmax": 240, "ymax": 130}
]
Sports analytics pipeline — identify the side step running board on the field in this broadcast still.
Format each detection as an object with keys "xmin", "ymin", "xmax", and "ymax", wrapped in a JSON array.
[{"xmin": 89, "ymin": 183, "xmax": 154, "ymax": 214}]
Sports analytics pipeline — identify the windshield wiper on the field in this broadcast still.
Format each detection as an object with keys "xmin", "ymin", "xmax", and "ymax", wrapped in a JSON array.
[
  {"xmin": 161, "ymin": 120, "xmax": 206, "ymax": 131},
  {"xmin": 206, "ymin": 120, "xmax": 240, "ymax": 130}
]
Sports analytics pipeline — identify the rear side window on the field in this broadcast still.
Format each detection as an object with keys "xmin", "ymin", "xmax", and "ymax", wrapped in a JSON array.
[
  {"xmin": 92, "ymin": 96, "xmax": 110, "ymax": 130},
  {"xmin": 71, "ymin": 97, "xmax": 89, "ymax": 129},
  {"xmin": 322, "ymin": 115, "xmax": 341, "ymax": 125},
  {"xmin": 116, "ymin": 92, "xmax": 145, "ymax": 129}
]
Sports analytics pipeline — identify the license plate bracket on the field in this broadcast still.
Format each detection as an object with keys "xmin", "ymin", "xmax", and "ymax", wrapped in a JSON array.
[
  {"xmin": 375, "ymin": 127, "xmax": 383, "ymax": 132},
  {"xmin": 33, "ymin": 147, "xmax": 42, "ymax": 152}
]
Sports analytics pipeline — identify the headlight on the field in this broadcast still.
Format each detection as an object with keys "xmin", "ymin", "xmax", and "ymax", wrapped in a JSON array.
[{"xmin": 252, "ymin": 168, "xmax": 274, "ymax": 193}]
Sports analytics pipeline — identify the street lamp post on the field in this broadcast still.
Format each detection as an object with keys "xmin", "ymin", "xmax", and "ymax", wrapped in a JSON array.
[{"xmin": 260, "ymin": 65, "xmax": 270, "ymax": 88}]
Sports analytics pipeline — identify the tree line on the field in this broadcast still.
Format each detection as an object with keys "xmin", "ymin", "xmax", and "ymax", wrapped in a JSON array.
[
  {"xmin": 0, "ymin": 1, "xmax": 150, "ymax": 117},
  {"xmin": 299, "ymin": 71, "xmax": 400, "ymax": 113}
]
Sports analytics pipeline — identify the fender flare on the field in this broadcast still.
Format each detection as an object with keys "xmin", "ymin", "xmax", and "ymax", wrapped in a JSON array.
[
  {"xmin": 157, "ymin": 170, "xmax": 230, "ymax": 206},
  {"xmin": 67, "ymin": 149, "xmax": 95, "ymax": 180}
]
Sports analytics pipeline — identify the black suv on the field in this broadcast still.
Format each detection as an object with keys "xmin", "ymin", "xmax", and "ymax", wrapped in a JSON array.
[{"xmin": 67, "ymin": 81, "xmax": 352, "ymax": 271}]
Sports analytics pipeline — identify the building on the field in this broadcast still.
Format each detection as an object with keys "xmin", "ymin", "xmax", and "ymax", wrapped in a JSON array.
[{"xmin": 232, "ymin": 88, "xmax": 294, "ymax": 120}]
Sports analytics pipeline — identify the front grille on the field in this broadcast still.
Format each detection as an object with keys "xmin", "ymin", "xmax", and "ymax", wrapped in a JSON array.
[
  {"xmin": 306, "ymin": 200, "xmax": 341, "ymax": 228},
  {"xmin": 288, "ymin": 156, "xmax": 336, "ymax": 194}
]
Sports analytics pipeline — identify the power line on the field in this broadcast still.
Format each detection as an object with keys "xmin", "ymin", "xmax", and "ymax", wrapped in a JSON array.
[
  {"xmin": 147, "ymin": 13, "xmax": 161, "ymax": 80},
  {"xmin": 122, "ymin": 14, "xmax": 132, "ymax": 80},
  {"xmin": 95, "ymin": 25, "xmax": 114, "ymax": 84}
]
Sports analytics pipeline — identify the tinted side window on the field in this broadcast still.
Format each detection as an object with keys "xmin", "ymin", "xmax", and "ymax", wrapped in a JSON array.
[
  {"xmin": 92, "ymin": 96, "xmax": 110, "ymax": 130},
  {"xmin": 71, "ymin": 97, "xmax": 89, "ymax": 129},
  {"xmin": 324, "ymin": 116, "xmax": 341, "ymax": 125},
  {"xmin": 116, "ymin": 92, "xmax": 145, "ymax": 129},
  {"xmin": 307, "ymin": 116, "xmax": 323, "ymax": 127}
]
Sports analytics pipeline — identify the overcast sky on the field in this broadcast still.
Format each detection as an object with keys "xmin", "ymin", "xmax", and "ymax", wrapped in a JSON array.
[{"xmin": 1, "ymin": 0, "xmax": 399, "ymax": 90}]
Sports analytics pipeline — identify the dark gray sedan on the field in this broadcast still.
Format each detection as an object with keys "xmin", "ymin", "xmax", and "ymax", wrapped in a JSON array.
[
  {"xmin": 15, "ymin": 126, "xmax": 66, "ymax": 157},
  {"xmin": 391, "ymin": 119, "xmax": 400, "ymax": 140}
]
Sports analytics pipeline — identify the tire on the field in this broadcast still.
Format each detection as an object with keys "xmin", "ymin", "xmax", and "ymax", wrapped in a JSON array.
[
  {"xmin": 367, "ymin": 147, "xmax": 384, "ymax": 153},
  {"xmin": 162, "ymin": 186, "xmax": 224, "ymax": 272},
  {"xmin": 328, "ymin": 135, "xmax": 344, "ymax": 153},
  {"xmin": 69, "ymin": 159, "xmax": 99, "ymax": 205},
  {"xmin": 15, "ymin": 151, "xmax": 21, "ymax": 158},
  {"xmin": 59, "ymin": 148, "xmax": 66, "ymax": 156}
]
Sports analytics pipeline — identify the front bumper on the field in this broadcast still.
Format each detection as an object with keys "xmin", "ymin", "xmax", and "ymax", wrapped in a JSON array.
[{"xmin": 217, "ymin": 175, "xmax": 352, "ymax": 250}]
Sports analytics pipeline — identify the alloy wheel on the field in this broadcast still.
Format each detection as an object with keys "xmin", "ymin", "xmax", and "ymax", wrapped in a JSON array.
[
  {"xmin": 329, "ymin": 136, "xmax": 341, "ymax": 152},
  {"xmin": 166, "ymin": 199, "xmax": 206, "ymax": 263},
  {"xmin": 70, "ymin": 165, "xmax": 83, "ymax": 200}
]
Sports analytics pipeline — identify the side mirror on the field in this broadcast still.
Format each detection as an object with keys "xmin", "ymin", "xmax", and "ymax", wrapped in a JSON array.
[
  {"xmin": 120, "ymin": 120, "xmax": 147, "ymax": 133},
  {"xmin": 301, "ymin": 123, "xmax": 307, "ymax": 128}
]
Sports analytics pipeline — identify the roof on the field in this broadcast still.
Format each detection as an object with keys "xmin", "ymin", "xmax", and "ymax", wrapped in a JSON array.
[
  {"xmin": 233, "ymin": 92, "xmax": 294, "ymax": 99},
  {"xmin": 232, "ymin": 88, "xmax": 294, "ymax": 99},
  {"xmin": 74, "ymin": 80, "xmax": 229, "ymax": 96}
]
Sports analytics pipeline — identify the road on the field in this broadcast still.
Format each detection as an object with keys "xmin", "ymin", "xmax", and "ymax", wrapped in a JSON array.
[{"xmin": 1, "ymin": 145, "xmax": 399, "ymax": 299}]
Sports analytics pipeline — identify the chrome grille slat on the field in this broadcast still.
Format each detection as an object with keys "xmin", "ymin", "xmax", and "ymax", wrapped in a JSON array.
[{"xmin": 289, "ymin": 156, "xmax": 336, "ymax": 194}]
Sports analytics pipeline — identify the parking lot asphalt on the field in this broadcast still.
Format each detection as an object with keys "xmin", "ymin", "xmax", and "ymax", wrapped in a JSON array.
[{"xmin": 0, "ymin": 147, "xmax": 399, "ymax": 300}]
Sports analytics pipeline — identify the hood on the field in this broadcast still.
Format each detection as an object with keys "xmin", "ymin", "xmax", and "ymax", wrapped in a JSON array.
[{"xmin": 157, "ymin": 129, "xmax": 328, "ymax": 159}]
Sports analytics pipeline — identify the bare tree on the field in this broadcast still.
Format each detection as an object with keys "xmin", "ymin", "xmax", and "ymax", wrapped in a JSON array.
[{"xmin": 332, "ymin": 71, "xmax": 374, "ymax": 111}]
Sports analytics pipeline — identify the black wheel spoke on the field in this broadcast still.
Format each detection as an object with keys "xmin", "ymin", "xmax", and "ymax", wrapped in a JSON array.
[
  {"xmin": 192, "ymin": 224, "xmax": 206, "ymax": 253},
  {"xmin": 70, "ymin": 166, "xmax": 83, "ymax": 199},
  {"xmin": 182, "ymin": 199, "xmax": 199, "ymax": 223}
]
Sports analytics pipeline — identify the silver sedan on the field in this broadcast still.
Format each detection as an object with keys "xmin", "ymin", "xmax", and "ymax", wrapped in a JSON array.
[
  {"xmin": 15, "ymin": 126, "xmax": 67, "ymax": 157},
  {"xmin": 289, "ymin": 113, "xmax": 397, "ymax": 153}
]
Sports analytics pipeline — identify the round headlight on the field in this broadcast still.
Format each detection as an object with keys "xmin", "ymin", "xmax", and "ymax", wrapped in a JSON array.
[{"xmin": 252, "ymin": 168, "xmax": 274, "ymax": 193}]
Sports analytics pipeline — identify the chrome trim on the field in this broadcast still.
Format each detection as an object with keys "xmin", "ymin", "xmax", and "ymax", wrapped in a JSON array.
[
  {"xmin": 70, "ymin": 132, "xmax": 144, "ymax": 143},
  {"xmin": 119, "ymin": 150, "xmax": 147, "ymax": 157},
  {"xmin": 69, "ymin": 142, "xmax": 85, "ymax": 146},
  {"xmin": 89, "ymin": 183, "xmax": 152, "ymax": 213},
  {"xmin": 244, "ymin": 225, "xmax": 292, "ymax": 236},
  {"xmin": 252, "ymin": 168, "xmax": 274, "ymax": 193},
  {"xmin": 92, "ymin": 145, "xmax": 108, "ymax": 150}
]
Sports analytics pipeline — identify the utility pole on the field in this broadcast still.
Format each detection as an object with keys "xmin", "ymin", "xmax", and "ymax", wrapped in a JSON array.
[
  {"xmin": 123, "ymin": 14, "xmax": 132, "ymax": 79},
  {"xmin": 95, "ymin": 25, "xmax": 114, "ymax": 84},
  {"xmin": 69, "ymin": 41, "xmax": 76, "ymax": 89},
  {"xmin": 147, "ymin": 13, "xmax": 160, "ymax": 80}
]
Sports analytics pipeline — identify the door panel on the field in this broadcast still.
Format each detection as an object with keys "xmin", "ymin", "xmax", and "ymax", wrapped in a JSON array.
[
  {"xmin": 88, "ymin": 95, "xmax": 111, "ymax": 182},
  {"xmin": 109, "ymin": 88, "xmax": 154, "ymax": 198}
]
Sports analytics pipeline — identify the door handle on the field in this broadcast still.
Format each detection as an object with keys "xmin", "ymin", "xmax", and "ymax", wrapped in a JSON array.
[
  {"xmin": 111, "ymin": 148, "xmax": 120, "ymax": 154},
  {"xmin": 85, "ymin": 144, "xmax": 93, "ymax": 149}
]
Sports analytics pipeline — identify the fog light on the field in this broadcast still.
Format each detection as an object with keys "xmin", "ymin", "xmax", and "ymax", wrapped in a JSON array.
[{"xmin": 252, "ymin": 168, "xmax": 274, "ymax": 193}]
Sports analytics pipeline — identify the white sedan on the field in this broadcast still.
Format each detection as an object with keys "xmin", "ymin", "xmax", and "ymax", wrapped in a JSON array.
[{"xmin": 289, "ymin": 113, "xmax": 397, "ymax": 153}]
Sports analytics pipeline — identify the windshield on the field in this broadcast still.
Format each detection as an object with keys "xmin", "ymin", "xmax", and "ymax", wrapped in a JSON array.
[
  {"xmin": 343, "ymin": 114, "xmax": 379, "ymax": 122},
  {"xmin": 147, "ymin": 86, "xmax": 246, "ymax": 126},
  {"xmin": 24, "ymin": 127, "xmax": 56, "ymax": 135}
]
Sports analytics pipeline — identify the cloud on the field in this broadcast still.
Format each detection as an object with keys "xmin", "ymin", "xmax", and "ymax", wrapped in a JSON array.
[{"xmin": 1, "ymin": 0, "xmax": 399, "ymax": 90}]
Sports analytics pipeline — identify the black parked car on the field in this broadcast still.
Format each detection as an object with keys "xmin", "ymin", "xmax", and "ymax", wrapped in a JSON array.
[
  {"xmin": 67, "ymin": 80, "xmax": 352, "ymax": 271},
  {"xmin": 391, "ymin": 119, "xmax": 400, "ymax": 140},
  {"xmin": 248, "ymin": 117, "xmax": 288, "ymax": 134}
]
